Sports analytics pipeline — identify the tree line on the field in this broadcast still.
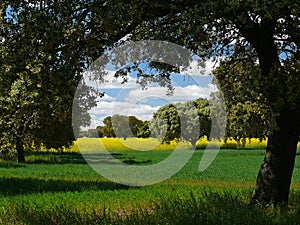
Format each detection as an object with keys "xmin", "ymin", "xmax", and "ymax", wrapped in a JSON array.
[{"xmin": 82, "ymin": 98, "xmax": 211, "ymax": 148}]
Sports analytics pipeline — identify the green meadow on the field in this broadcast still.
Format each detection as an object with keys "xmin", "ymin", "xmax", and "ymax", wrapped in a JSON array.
[{"xmin": 1, "ymin": 139, "xmax": 300, "ymax": 224}]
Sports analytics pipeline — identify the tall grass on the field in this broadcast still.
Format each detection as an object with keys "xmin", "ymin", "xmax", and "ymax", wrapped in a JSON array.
[{"xmin": 1, "ymin": 189, "xmax": 299, "ymax": 225}]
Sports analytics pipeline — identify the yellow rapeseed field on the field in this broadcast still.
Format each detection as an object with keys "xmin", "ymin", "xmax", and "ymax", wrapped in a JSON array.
[
  {"xmin": 71, "ymin": 138, "xmax": 191, "ymax": 153},
  {"xmin": 35, "ymin": 137, "xmax": 300, "ymax": 153}
]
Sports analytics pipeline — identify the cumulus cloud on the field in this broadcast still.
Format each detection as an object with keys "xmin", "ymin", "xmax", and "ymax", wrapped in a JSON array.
[
  {"xmin": 126, "ymin": 84, "xmax": 217, "ymax": 102},
  {"xmin": 98, "ymin": 93, "xmax": 115, "ymax": 101},
  {"xmin": 88, "ymin": 101, "xmax": 161, "ymax": 126}
]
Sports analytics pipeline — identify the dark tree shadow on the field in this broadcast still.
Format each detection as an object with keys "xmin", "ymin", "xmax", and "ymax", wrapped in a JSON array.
[
  {"xmin": 122, "ymin": 159, "xmax": 153, "ymax": 165},
  {"xmin": 25, "ymin": 152, "xmax": 124, "ymax": 165},
  {"xmin": 0, "ymin": 162, "xmax": 27, "ymax": 168},
  {"xmin": 25, "ymin": 152, "xmax": 154, "ymax": 166},
  {"xmin": 0, "ymin": 177, "xmax": 130, "ymax": 196}
]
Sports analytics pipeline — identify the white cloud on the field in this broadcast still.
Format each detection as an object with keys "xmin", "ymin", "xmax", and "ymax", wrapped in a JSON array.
[
  {"xmin": 87, "ymin": 101, "xmax": 161, "ymax": 127},
  {"xmin": 126, "ymin": 84, "xmax": 216, "ymax": 102},
  {"xmin": 98, "ymin": 93, "xmax": 115, "ymax": 101}
]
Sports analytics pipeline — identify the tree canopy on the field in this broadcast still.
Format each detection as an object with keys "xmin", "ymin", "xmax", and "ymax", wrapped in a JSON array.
[
  {"xmin": 212, "ymin": 58, "xmax": 274, "ymax": 142},
  {"xmin": 150, "ymin": 98, "xmax": 211, "ymax": 147},
  {"xmin": 102, "ymin": 115, "xmax": 145, "ymax": 139},
  {"xmin": 0, "ymin": 1, "xmax": 100, "ymax": 161}
]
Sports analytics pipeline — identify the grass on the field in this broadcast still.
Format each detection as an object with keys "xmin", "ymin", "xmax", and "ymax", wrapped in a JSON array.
[
  {"xmin": 0, "ymin": 143, "xmax": 300, "ymax": 224},
  {"xmin": 1, "ymin": 187, "xmax": 300, "ymax": 224}
]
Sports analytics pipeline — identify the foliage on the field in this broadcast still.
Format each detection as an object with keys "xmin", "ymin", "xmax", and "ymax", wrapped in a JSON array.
[
  {"xmin": 0, "ymin": 1, "xmax": 101, "ymax": 161},
  {"xmin": 102, "ymin": 116, "xmax": 116, "ymax": 138},
  {"xmin": 96, "ymin": 126, "xmax": 104, "ymax": 138},
  {"xmin": 126, "ymin": 0, "xmax": 300, "ymax": 140},
  {"xmin": 23, "ymin": 137, "xmax": 290, "ymax": 154},
  {"xmin": 195, "ymin": 137, "xmax": 269, "ymax": 150},
  {"xmin": 0, "ymin": 143, "xmax": 17, "ymax": 161},
  {"xmin": 212, "ymin": 59, "xmax": 275, "ymax": 140},
  {"xmin": 1, "ymin": 0, "xmax": 165, "ymax": 160},
  {"xmin": 150, "ymin": 98, "xmax": 211, "ymax": 146},
  {"xmin": 183, "ymin": 99, "xmax": 211, "ymax": 146},
  {"xmin": 102, "ymin": 115, "xmax": 145, "ymax": 139},
  {"xmin": 150, "ymin": 104, "xmax": 180, "ymax": 143},
  {"xmin": 128, "ymin": 116, "xmax": 145, "ymax": 138},
  {"xmin": 137, "ymin": 121, "xmax": 151, "ymax": 138},
  {"xmin": 109, "ymin": 115, "xmax": 131, "ymax": 138}
]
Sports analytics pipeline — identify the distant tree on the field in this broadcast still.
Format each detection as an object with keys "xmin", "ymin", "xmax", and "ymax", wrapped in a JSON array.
[
  {"xmin": 110, "ymin": 114, "xmax": 131, "ymax": 140},
  {"xmin": 87, "ymin": 129, "xmax": 98, "ymax": 138},
  {"xmin": 150, "ymin": 98, "xmax": 211, "ymax": 147},
  {"xmin": 128, "ymin": 116, "xmax": 144, "ymax": 137},
  {"xmin": 150, "ymin": 104, "xmax": 180, "ymax": 144},
  {"xmin": 96, "ymin": 126, "xmax": 104, "ymax": 138},
  {"xmin": 102, "ymin": 115, "xmax": 144, "ymax": 139},
  {"xmin": 102, "ymin": 116, "xmax": 116, "ymax": 138},
  {"xmin": 78, "ymin": 131, "xmax": 89, "ymax": 138},
  {"xmin": 137, "ymin": 121, "xmax": 151, "ymax": 138},
  {"xmin": 180, "ymin": 99, "xmax": 211, "ymax": 148}
]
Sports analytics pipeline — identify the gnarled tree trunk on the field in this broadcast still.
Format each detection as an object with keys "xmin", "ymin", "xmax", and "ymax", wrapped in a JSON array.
[
  {"xmin": 250, "ymin": 109, "xmax": 299, "ymax": 205},
  {"xmin": 16, "ymin": 137, "xmax": 25, "ymax": 163},
  {"xmin": 239, "ymin": 19, "xmax": 300, "ymax": 205}
]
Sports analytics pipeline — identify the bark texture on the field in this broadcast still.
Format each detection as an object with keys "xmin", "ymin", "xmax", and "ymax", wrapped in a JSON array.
[{"xmin": 250, "ymin": 109, "xmax": 299, "ymax": 204}]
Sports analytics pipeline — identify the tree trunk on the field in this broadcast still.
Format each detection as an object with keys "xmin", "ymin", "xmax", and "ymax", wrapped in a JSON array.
[
  {"xmin": 250, "ymin": 109, "xmax": 299, "ymax": 205},
  {"xmin": 16, "ymin": 138, "xmax": 25, "ymax": 163}
]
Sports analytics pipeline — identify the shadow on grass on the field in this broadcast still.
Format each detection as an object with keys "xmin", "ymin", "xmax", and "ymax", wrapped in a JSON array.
[
  {"xmin": 25, "ymin": 152, "xmax": 124, "ymax": 165},
  {"xmin": 0, "ymin": 162, "xmax": 27, "ymax": 168},
  {"xmin": 25, "ymin": 152, "xmax": 154, "ymax": 166},
  {"xmin": 123, "ymin": 159, "xmax": 153, "ymax": 165},
  {"xmin": 0, "ymin": 176, "xmax": 130, "ymax": 196}
]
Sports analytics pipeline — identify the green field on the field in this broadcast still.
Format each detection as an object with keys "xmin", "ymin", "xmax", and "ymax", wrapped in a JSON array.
[{"xmin": 1, "ymin": 147, "xmax": 300, "ymax": 224}]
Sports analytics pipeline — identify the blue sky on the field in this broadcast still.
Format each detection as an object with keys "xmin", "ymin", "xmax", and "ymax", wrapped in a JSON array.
[{"xmin": 85, "ymin": 60, "xmax": 218, "ymax": 128}]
